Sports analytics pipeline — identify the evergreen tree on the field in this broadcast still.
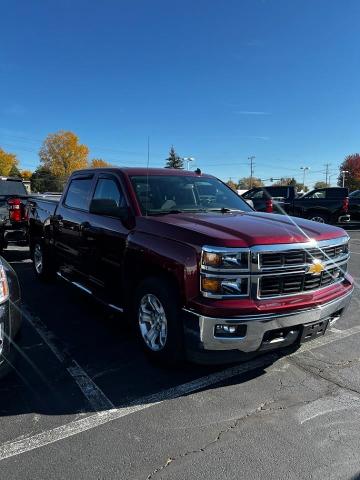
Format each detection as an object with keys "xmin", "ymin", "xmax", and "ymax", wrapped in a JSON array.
[
  {"xmin": 8, "ymin": 164, "xmax": 22, "ymax": 177},
  {"xmin": 31, "ymin": 166, "xmax": 63, "ymax": 193},
  {"xmin": 165, "ymin": 146, "xmax": 183, "ymax": 169}
]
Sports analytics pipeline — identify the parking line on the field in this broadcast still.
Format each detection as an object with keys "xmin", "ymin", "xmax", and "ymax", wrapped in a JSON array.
[
  {"xmin": 20, "ymin": 305, "xmax": 115, "ymax": 411},
  {"xmin": 1, "ymin": 324, "xmax": 360, "ymax": 462}
]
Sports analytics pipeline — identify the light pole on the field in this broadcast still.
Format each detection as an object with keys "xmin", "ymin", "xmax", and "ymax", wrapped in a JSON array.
[
  {"xmin": 300, "ymin": 166, "xmax": 310, "ymax": 190},
  {"xmin": 341, "ymin": 170, "xmax": 349, "ymax": 188},
  {"xmin": 183, "ymin": 157, "xmax": 195, "ymax": 171}
]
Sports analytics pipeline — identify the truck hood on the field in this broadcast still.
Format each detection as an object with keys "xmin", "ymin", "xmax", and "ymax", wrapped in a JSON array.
[{"xmin": 137, "ymin": 211, "xmax": 347, "ymax": 248}]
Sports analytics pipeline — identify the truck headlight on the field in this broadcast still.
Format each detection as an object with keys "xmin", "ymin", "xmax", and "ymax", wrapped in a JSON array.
[
  {"xmin": 201, "ymin": 275, "xmax": 249, "ymax": 297},
  {"xmin": 201, "ymin": 247, "xmax": 250, "ymax": 271},
  {"xmin": 200, "ymin": 246, "xmax": 250, "ymax": 298}
]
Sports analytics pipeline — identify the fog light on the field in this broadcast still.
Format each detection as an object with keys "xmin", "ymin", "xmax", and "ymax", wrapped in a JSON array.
[{"xmin": 214, "ymin": 324, "xmax": 247, "ymax": 338}]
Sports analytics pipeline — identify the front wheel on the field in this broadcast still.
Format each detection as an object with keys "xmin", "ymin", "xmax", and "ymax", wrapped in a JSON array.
[
  {"xmin": 134, "ymin": 277, "xmax": 184, "ymax": 364},
  {"xmin": 31, "ymin": 241, "xmax": 55, "ymax": 281}
]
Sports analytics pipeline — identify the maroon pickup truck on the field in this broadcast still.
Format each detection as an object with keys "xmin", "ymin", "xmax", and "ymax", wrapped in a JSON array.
[{"xmin": 27, "ymin": 168, "xmax": 353, "ymax": 364}]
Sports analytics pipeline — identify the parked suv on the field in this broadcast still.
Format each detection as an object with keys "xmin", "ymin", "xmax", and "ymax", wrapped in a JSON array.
[{"xmin": 27, "ymin": 168, "xmax": 353, "ymax": 364}]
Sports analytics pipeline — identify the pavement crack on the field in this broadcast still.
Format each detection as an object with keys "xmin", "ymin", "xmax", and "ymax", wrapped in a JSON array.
[
  {"xmin": 145, "ymin": 398, "xmax": 315, "ymax": 479},
  {"xmin": 288, "ymin": 357, "xmax": 360, "ymax": 398}
]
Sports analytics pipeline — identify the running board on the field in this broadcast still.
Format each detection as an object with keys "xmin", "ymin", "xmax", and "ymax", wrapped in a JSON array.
[{"xmin": 56, "ymin": 272, "xmax": 124, "ymax": 313}]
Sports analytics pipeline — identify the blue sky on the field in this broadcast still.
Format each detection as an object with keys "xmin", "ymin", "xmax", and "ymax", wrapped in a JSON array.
[{"xmin": 1, "ymin": 0, "xmax": 360, "ymax": 186}]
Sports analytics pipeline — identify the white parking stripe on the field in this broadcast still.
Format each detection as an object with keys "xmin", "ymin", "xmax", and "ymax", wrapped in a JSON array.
[
  {"xmin": 0, "ymin": 324, "xmax": 359, "ymax": 462},
  {"xmin": 20, "ymin": 305, "xmax": 115, "ymax": 411}
]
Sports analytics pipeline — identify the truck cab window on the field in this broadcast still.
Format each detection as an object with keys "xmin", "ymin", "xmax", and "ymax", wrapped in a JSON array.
[
  {"xmin": 64, "ymin": 178, "xmax": 93, "ymax": 210},
  {"xmin": 92, "ymin": 178, "xmax": 125, "ymax": 208}
]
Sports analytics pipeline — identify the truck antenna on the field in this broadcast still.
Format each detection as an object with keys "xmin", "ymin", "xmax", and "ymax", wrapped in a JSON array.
[{"xmin": 145, "ymin": 136, "xmax": 150, "ymax": 217}]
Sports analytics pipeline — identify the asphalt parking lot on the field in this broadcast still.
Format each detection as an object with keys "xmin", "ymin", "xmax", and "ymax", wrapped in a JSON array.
[{"xmin": 0, "ymin": 229, "xmax": 359, "ymax": 479}]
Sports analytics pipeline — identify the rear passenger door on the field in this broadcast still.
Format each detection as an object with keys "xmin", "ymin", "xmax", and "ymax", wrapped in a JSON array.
[
  {"xmin": 53, "ymin": 174, "xmax": 95, "ymax": 281},
  {"xmin": 83, "ymin": 173, "xmax": 129, "ymax": 305}
]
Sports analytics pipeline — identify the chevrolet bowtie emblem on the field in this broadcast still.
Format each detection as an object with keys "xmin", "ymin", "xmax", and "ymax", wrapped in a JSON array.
[{"xmin": 308, "ymin": 259, "xmax": 325, "ymax": 276}]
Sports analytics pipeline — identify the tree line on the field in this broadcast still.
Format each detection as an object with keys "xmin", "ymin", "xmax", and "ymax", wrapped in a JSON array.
[
  {"xmin": 0, "ymin": 131, "xmax": 112, "ymax": 192},
  {"xmin": 2, "ymin": 132, "xmax": 360, "ymax": 193}
]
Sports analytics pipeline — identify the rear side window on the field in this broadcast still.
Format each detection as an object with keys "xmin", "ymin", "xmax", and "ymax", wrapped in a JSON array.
[
  {"xmin": 264, "ymin": 187, "xmax": 289, "ymax": 199},
  {"xmin": 0, "ymin": 179, "xmax": 27, "ymax": 196},
  {"xmin": 93, "ymin": 178, "xmax": 125, "ymax": 207},
  {"xmin": 64, "ymin": 178, "xmax": 93, "ymax": 210}
]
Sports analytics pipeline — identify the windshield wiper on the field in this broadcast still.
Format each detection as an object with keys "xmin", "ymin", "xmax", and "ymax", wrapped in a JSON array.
[{"xmin": 207, "ymin": 208, "xmax": 244, "ymax": 213}]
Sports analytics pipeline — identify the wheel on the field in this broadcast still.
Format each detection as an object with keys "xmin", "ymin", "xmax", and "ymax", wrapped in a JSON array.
[
  {"xmin": 134, "ymin": 277, "xmax": 184, "ymax": 364},
  {"xmin": 307, "ymin": 213, "xmax": 329, "ymax": 224},
  {"xmin": 31, "ymin": 241, "xmax": 55, "ymax": 281}
]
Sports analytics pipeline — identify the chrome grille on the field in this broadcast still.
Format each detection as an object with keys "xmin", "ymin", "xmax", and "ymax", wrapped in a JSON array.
[
  {"xmin": 260, "ymin": 244, "xmax": 348, "ymax": 269},
  {"xmin": 256, "ymin": 237, "xmax": 349, "ymax": 298},
  {"xmin": 259, "ymin": 266, "xmax": 344, "ymax": 297}
]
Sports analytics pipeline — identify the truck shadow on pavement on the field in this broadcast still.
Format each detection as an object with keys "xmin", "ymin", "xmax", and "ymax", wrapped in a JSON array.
[{"xmin": 0, "ymin": 248, "xmax": 295, "ymax": 421}]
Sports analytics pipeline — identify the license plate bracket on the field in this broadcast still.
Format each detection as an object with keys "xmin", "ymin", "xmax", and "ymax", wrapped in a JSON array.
[{"xmin": 299, "ymin": 319, "xmax": 329, "ymax": 344}]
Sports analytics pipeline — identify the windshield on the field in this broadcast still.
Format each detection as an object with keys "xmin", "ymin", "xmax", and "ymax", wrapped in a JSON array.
[{"xmin": 130, "ymin": 175, "xmax": 253, "ymax": 215}]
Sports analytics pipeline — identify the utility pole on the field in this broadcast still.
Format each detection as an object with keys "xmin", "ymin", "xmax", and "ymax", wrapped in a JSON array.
[
  {"xmin": 324, "ymin": 163, "xmax": 331, "ymax": 186},
  {"xmin": 248, "ymin": 156, "xmax": 255, "ymax": 188},
  {"xmin": 341, "ymin": 170, "xmax": 349, "ymax": 188}
]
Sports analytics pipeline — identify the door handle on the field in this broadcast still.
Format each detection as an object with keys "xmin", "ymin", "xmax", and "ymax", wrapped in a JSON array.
[
  {"xmin": 54, "ymin": 214, "xmax": 63, "ymax": 226},
  {"xmin": 80, "ymin": 221, "xmax": 97, "ymax": 238}
]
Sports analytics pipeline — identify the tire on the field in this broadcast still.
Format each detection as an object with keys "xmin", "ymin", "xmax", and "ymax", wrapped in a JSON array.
[
  {"xmin": 133, "ymin": 277, "xmax": 184, "ymax": 364},
  {"xmin": 31, "ymin": 241, "xmax": 55, "ymax": 281},
  {"xmin": 307, "ymin": 213, "xmax": 329, "ymax": 224}
]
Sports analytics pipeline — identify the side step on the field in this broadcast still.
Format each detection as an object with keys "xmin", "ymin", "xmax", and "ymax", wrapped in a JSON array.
[{"xmin": 56, "ymin": 272, "xmax": 124, "ymax": 313}]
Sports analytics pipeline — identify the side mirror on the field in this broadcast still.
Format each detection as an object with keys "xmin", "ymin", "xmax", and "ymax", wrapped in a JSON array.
[{"xmin": 89, "ymin": 199, "xmax": 130, "ymax": 220}]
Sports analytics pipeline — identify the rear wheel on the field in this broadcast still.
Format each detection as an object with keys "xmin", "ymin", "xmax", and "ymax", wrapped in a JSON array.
[
  {"xmin": 31, "ymin": 241, "xmax": 55, "ymax": 281},
  {"xmin": 307, "ymin": 213, "xmax": 329, "ymax": 224},
  {"xmin": 134, "ymin": 277, "xmax": 184, "ymax": 364}
]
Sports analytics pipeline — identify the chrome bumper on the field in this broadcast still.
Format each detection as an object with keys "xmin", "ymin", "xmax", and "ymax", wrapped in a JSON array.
[{"xmin": 190, "ymin": 289, "xmax": 353, "ymax": 352}]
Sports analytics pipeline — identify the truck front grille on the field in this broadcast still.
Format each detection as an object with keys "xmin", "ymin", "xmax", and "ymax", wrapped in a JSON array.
[
  {"xmin": 260, "ymin": 244, "xmax": 348, "ymax": 269},
  {"xmin": 259, "ymin": 266, "xmax": 344, "ymax": 297},
  {"xmin": 255, "ymin": 237, "xmax": 349, "ymax": 298}
]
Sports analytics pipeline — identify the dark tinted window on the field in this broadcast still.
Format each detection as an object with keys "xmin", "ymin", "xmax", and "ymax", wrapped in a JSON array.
[
  {"xmin": 263, "ymin": 187, "xmax": 289, "ymax": 199},
  {"xmin": 93, "ymin": 178, "xmax": 125, "ymax": 207},
  {"xmin": 64, "ymin": 178, "xmax": 93, "ymax": 210},
  {"xmin": 0, "ymin": 179, "xmax": 27, "ymax": 196},
  {"xmin": 350, "ymin": 190, "xmax": 360, "ymax": 198},
  {"xmin": 305, "ymin": 189, "xmax": 326, "ymax": 199}
]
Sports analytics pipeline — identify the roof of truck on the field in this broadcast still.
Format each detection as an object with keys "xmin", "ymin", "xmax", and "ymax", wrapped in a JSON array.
[{"xmin": 72, "ymin": 167, "xmax": 213, "ymax": 177}]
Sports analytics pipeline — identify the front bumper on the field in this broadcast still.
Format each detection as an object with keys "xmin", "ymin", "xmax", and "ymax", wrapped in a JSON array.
[{"xmin": 184, "ymin": 288, "xmax": 353, "ymax": 358}]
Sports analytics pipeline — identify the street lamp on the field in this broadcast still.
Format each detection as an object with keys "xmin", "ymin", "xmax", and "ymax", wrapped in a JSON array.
[
  {"xmin": 183, "ymin": 157, "xmax": 195, "ymax": 171},
  {"xmin": 341, "ymin": 170, "xmax": 349, "ymax": 188},
  {"xmin": 300, "ymin": 166, "xmax": 310, "ymax": 189}
]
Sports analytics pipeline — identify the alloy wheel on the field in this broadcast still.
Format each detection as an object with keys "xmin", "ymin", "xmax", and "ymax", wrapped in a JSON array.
[{"xmin": 138, "ymin": 294, "xmax": 168, "ymax": 351}]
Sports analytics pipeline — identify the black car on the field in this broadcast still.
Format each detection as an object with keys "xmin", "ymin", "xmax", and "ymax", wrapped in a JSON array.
[
  {"xmin": 0, "ymin": 256, "xmax": 22, "ymax": 378},
  {"xmin": 243, "ymin": 186, "xmax": 350, "ymax": 224},
  {"xmin": 349, "ymin": 190, "xmax": 360, "ymax": 222}
]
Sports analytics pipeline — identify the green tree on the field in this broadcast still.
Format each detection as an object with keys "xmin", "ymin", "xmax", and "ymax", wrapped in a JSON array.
[
  {"xmin": 39, "ymin": 130, "xmax": 89, "ymax": 182},
  {"xmin": 314, "ymin": 181, "xmax": 328, "ymax": 189},
  {"xmin": 31, "ymin": 166, "xmax": 63, "ymax": 193},
  {"xmin": 8, "ymin": 164, "xmax": 22, "ymax": 177},
  {"xmin": 165, "ymin": 146, "xmax": 183, "ymax": 169},
  {"xmin": 238, "ymin": 177, "xmax": 263, "ymax": 189},
  {"xmin": 0, "ymin": 147, "xmax": 19, "ymax": 176},
  {"xmin": 338, "ymin": 154, "xmax": 360, "ymax": 190}
]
